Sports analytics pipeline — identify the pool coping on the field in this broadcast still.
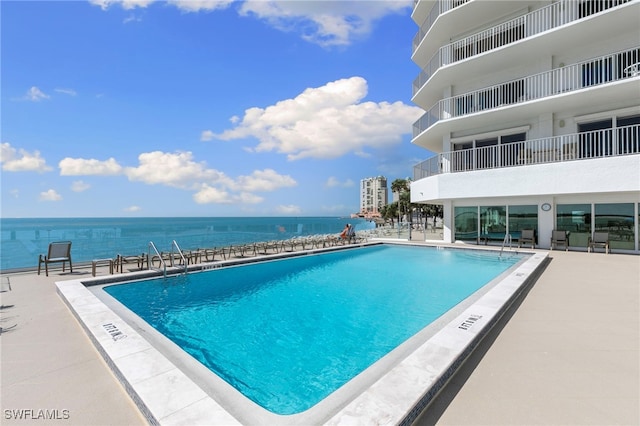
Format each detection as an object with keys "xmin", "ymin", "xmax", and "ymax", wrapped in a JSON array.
[{"xmin": 55, "ymin": 242, "xmax": 548, "ymax": 425}]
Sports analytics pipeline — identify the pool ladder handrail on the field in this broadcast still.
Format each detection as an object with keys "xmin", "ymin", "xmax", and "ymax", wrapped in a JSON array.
[
  {"xmin": 499, "ymin": 233, "xmax": 513, "ymax": 258},
  {"xmin": 148, "ymin": 241, "xmax": 167, "ymax": 277},
  {"xmin": 148, "ymin": 241, "xmax": 188, "ymax": 277},
  {"xmin": 171, "ymin": 240, "xmax": 188, "ymax": 274}
]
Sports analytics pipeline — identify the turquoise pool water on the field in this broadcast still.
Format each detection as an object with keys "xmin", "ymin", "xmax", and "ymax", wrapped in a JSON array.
[{"xmin": 103, "ymin": 245, "xmax": 523, "ymax": 415}]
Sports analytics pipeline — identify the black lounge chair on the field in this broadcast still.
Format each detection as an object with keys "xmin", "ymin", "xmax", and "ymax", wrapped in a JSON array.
[{"xmin": 38, "ymin": 241, "xmax": 73, "ymax": 276}]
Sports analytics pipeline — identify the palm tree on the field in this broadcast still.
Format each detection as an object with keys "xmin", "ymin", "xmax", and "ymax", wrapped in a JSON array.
[
  {"xmin": 391, "ymin": 178, "xmax": 410, "ymax": 224},
  {"xmin": 399, "ymin": 191, "xmax": 411, "ymax": 223},
  {"xmin": 382, "ymin": 202, "xmax": 398, "ymax": 226},
  {"xmin": 390, "ymin": 177, "xmax": 442, "ymax": 228},
  {"xmin": 391, "ymin": 178, "xmax": 409, "ymax": 196}
]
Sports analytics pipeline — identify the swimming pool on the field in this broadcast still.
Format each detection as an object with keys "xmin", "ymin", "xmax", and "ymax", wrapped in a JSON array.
[
  {"xmin": 102, "ymin": 245, "xmax": 523, "ymax": 415},
  {"xmin": 56, "ymin": 242, "xmax": 548, "ymax": 425}
]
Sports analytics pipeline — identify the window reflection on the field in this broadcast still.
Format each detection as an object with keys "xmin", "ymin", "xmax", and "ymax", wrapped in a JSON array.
[
  {"xmin": 480, "ymin": 205, "xmax": 506, "ymax": 240},
  {"xmin": 595, "ymin": 203, "xmax": 634, "ymax": 250},
  {"xmin": 454, "ymin": 206, "xmax": 478, "ymax": 241},
  {"xmin": 508, "ymin": 205, "xmax": 537, "ymax": 240},
  {"xmin": 556, "ymin": 204, "xmax": 591, "ymax": 248}
]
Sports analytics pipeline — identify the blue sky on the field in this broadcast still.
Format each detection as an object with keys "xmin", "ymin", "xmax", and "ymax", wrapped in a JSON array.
[{"xmin": 1, "ymin": 0, "xmax": 426, "ymax": 218}]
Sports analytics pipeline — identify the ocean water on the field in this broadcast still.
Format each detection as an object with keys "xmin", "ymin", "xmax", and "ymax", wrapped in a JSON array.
[{"xmin": 0, "ymin": 217, "xmax": 374, "ymax": 271}]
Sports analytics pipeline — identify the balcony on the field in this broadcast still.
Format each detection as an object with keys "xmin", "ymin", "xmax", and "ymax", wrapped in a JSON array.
[
  {"xmin": 412, "ymin": 0, "xmax": 633, "ymax": 97},
  {"xmin": 413, "ymin": 47, "xmax": 640, "ymax": 139},
  {"xmin": 412, "ymin": 0, "xmax": 470, "ymax": 52},
  {"xmin": 413, "ymin": 125, "xmax": 640, "ymax": 180}
]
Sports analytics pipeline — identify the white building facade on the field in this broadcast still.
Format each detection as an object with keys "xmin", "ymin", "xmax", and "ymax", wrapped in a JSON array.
[
  {"xmin": 360, "ymin": 176, "xmax": 388, "ymax": 216},
  {"xmin": 410, "ymin": 0, "xmax": 640, "ymax": 252}
]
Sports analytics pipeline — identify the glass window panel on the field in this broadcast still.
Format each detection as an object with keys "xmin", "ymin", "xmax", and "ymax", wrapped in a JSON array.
[
  {"xmin": 476, "ymin": 138, "xmax": 498, "ymax": 148},
  {"xmin": 595, "ymin": 203, "xmax": 634, "ymax": 250},
  {"xmin": 617, "ymin": 114, "xmax": 640, "ymax": 127},
  {"xmin": 508, "ymin": 205, "xmax": 537, "ymax": 241},
  {"xmin": 501, "ymin": 132, "xmax": 526, "ymax": 144},
  {"xmin": 454, "ymin": 206, "xmax": 478, "ymax": 241},
  {"xmin": 480, "ymin": 205, "xmax": 506, "ymax": 241},
  {"xmin": 556, "ymin": 204, "xmax": 591, "ymax": 248}
]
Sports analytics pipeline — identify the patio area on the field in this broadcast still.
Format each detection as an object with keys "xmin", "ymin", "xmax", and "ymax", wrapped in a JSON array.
[{"xmin": 1, "ymin": 247, "xmax": 638, "ymax": 425}]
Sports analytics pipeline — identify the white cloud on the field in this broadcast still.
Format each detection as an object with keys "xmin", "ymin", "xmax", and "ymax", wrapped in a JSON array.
[
  {"xmin": 71, "ymin": 180, "xmax": 91, "ymax": 192},
  {"xmin": 92, "ymin": 0, "xmax": 233, "ymax": 12},
  {"xmin": 124, "ymin": 151, "xmax": 230, "ymax": 189},
  {"xmin": 59, "ymin": 157, "xmax": 123, "ymax": 175},
  {"xmin": 205, "ymin": 77, "xmax": 423, "ymax": 160},
  {"xmin": 89, "ymin": 0, "xmax": 154, "ymax": 10},
  {"xmin": 22, "ymin": 86, "xmax": 50, "ymax": 102},
  {"xmin": 233, "ymin": 168, "xmax": 296, "ymax": 192},
  {"xmin": 54, "ymin": 88, "xmax": 77, "ymax": 96},
  {"xmin": 1, "ymin": 143, "xmax": 53, "ymax": 173},
  {"xmin": 193, "ymin": 184, "xmax": 234, "ymax": 204},
  {"xmin": 90, "ymin": 0, "xmax": 411, "ymax": 47},
  {"xmin": 10, "ymin": 189, "xmax": 19, "ymax": 198},
  {"xmin": 58, "ymin": 150, "xmax": 297, "ymax": 205},
  {"xmin": 168, "ymin": 0, "xmax": 234, "ymax": 12},
  {"xmin": 275, "ymin": 204, "xmax": 301, "ymax": 215},
  {"xmin": 237, "ymin": 192, "xmax": 264, "ymax": 204},
  {"xmin": 39, "ymin": 189, "xmax": 62, "ymax": 201},
  {"xmin": 124, "ymin": 205, "xmax": 142, "ymax": 212},
  {"xmin": 200, "ymin": 130, "xmax": 215, "ymax": 141},
  {"xmin": 325, "ymin": 177, "xmax": 354, "ymax": 188},
  {"xmin": 123, "ymin": 14, "xmax": 142, "ymax": 23},
  {"xmin": 192, "ymin": 184, "xmax": 267, "ymax": 204},
  {"xmin": 239, "ymin": 0, "xmax": 412, "ymax": 47}
]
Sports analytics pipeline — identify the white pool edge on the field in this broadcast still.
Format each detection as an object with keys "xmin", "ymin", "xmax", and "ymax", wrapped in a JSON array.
[
  {"xmin": 326, "ymin": 249, "xmax": 548, "ymax": 425},
  {"xmin": 56, "ymin": 246, "xmax": 549, "ymax": 425}
]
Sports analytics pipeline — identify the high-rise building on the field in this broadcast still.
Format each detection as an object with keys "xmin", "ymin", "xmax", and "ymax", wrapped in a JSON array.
[
  {"xmin": 410, "ymin": 0, "xmax": 640, "ymax": 252},
  {"xmin": 359, "ymin": 176, "xmax": 388, "ymax": 217}
]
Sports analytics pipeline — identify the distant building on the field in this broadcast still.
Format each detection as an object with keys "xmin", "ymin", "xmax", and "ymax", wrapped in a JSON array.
[
  {"xmin": 410, "ymin": 0, "xmax": 639, "ymax": 252},
  {"xmin": 359, "ymin": 176, "xmax": 388, "ymax": 217}
]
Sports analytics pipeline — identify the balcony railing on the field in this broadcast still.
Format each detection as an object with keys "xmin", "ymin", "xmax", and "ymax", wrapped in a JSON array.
[
  {"xmin": 412, "ymin": 0, "xmax": 470, "ymax": 51},
  {"xmin": 413, "ymin": 47, "xmax": 640, "ymax": 137},
  {"xmin": 413, "ymin": 125, "xmax": 640, "ymax": 180},
  {"xmin": 413, "ymin": 0, "xmax": 632, "ymax": 96}
]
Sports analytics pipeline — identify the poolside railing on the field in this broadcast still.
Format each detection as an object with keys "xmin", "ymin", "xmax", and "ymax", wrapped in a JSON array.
[
  {"xmin": 171, "ymin": 240, "xmax": 188, "ymax": 274},
  {"xmin": 148, "ymin": 241, "xmax": 168, "ymax": 277}
]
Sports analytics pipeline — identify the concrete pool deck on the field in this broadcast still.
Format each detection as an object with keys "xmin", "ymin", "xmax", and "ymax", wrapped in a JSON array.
[{"xmin": 1, "ymin": 246, "xmax": 638, "ymax": 425}]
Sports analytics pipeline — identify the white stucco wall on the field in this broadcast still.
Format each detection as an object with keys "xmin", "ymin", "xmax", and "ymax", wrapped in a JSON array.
[
  {"xmin": 411, "ymin": 155, "xmax": 640, "ymax": 202},
  {"xmin": 411, "ymin": 155, "xmax": 640, "ymax": 249}
]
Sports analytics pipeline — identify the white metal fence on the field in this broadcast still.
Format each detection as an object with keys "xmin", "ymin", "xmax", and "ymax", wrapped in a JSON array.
[
  {"xmin": 413, "ymin": 0, "xmax": 470, "ymax": 51},
  {"xmin": 413, "ymin": 47, "xmax": 640, "ymax": 137},
  {"xmin": 413, "ymin": 124, "xmax": 640, "ymax": 180},
  {"xmin": 413, "ymin": 0, "xmax": 632, "ymax": 96}
]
